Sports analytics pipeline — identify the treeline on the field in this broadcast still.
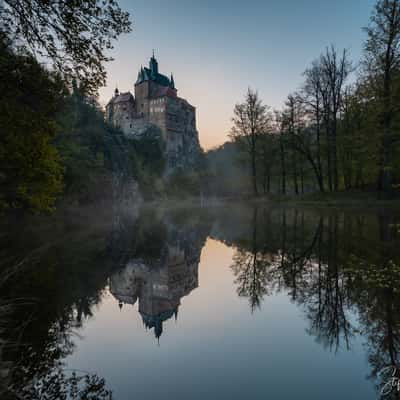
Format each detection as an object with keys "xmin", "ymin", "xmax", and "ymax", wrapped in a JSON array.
[{"xmin": 221, "ymin": 0, "xmax": 400, "ymax": 198}]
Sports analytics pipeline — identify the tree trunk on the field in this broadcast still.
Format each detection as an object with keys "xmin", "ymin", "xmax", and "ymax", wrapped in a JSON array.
[
  {"xmin": 251, "ymin": 136, "xmax": 258, "ymax": 196},
  {"xmin": 300, "ymin": 162, "xmax": 304, "ymax": 194},
  {"xmin": 280, "ymin": 137, "xmax": 286, "ymax": 195},
  {"xmin": 332, "ymin": 118, "xmax": 339, "ymax": 191},
  {"xmin": 316, "ymin": 103, "xmax": 324, "ymax": 192},
  {"xmin": 292, "ymin": 147, "xmax": 299, "ymax": 195},
  {"xmin": 326, "ymin": 125, "xmax": 333, "ymax": 192}
]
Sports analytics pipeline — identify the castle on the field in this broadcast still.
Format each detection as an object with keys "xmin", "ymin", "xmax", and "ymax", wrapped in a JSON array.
[{"xmin": 106, "ymin": 53, "xmax": 201, "ymax": 172}]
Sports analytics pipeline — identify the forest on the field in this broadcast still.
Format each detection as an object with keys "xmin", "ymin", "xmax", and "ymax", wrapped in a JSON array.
[{"xmin": 207, "ymin": 0, "xmax": 400, "ymax": 199}]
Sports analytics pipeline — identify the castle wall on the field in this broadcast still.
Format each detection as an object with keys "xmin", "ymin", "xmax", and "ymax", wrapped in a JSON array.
[
  {"xmin": 134, "ymin": 81, "xmax": 150, "ymax": 117},
  {"xmin": 149, "ymin": 97, "xmax": 167, "ymax": 140},
  {"xmin": 164, "ymin": 98, "xmax": 200, "ymax": 170}
]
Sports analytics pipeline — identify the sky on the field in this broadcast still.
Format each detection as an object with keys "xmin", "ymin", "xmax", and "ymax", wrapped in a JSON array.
[{"xmin": 99, "ymin": 0, "xmax": 376, "ymax": 150}]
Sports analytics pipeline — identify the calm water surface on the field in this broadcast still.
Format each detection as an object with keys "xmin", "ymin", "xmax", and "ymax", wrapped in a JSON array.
[{"xmin": 2, "ymin": 204, "xmax": 400, "ymax": 399}]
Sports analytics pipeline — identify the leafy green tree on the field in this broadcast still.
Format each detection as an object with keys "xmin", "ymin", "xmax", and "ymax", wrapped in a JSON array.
[
  {"xmin": 128, "ymin": 127, "xmax": 166, "ymax": 198},
  {"xmin": 364, "ymin": 0, "xmax": 400, "ymax": 194},
  {"xmin": 55, "ymin": 85, "xmax": 115, "ymax": 202},
  {"xmin": 0, "ymin": 37, "xmax": 64, "ymax": 212}
]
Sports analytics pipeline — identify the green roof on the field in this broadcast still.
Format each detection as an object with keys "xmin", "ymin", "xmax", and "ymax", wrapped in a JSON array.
[{"xmin": 135, "ymin": 55, "xmax": 175, "ymax": 89}]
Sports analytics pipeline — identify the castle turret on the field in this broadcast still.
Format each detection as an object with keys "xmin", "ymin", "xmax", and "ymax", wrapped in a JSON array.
[{"xmin": 149, "ymin": 51, "xmax": 159, "ymax": 76}]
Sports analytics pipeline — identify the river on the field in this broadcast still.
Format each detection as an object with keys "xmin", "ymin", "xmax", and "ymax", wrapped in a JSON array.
[{"xmin": 1, "ymin": 203, "xmax": 400, "ymax": 399}]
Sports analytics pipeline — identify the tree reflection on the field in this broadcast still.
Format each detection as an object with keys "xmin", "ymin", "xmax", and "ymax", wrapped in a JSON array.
[
  {"xmin": 0, "ymin": 207, "xmax": 126, "ymax": 398},
  {"xmin": 2, "ymin": 204, "xmax": 400, "ymax": 398},
  {"xmin": 231, "ymin": 208, "xmax": 273, "ymax": 311},
  {"xmin": 228, "ymin": 205, "xmax": 400, "ymax": 396},
  {"xmin": 347, "ymin": 212, "xmax": 400, "ymax": 397}
]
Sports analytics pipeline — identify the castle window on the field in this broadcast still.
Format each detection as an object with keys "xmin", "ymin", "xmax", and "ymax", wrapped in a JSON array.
[{"xmin": 130, "ymin": 124, "xmax": 132, "ymax": 128}]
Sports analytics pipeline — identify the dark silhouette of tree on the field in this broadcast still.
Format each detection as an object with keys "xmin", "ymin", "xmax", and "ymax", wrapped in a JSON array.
[
  {"xmin": 364, "ymin": 0, "xmax": 400, "ymax": 195},
  {"xmin": 13, "ymin": 369, "xmax": 113, "ymax": 400},
  {"xmin": 230, "ymin": 89, "xmax": 272, "ymax": 196},
  {"xmin": 231, "ymin": 208, "xmax": 273, "ymax": 311},
  {"xmin": 320, "ymin": 47, "xmax": 352, "ymax": 191},
  {"xmin": 301, "ymin": 62, "xmax": 325, "ymax": 191},
  {"xmin": 0, "ymin": 0, "xmax": 131, "ymax": 93}
]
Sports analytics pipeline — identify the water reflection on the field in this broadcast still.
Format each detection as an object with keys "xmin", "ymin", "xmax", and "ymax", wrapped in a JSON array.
[
  {"xmin": 224, "ymin": 206, "xmax": 400, "ymax": 397},
  {"xmin": 1, "ymin": 204, "xmax": 400, "ymax": 399},
  {"xmin": 109, "ymin": 212, "xmax": 208, "ymax": 339}
]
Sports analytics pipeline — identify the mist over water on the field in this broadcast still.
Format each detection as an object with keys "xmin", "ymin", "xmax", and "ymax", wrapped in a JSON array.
[{"xmin": 1, "ymin": 203, "xmax": 400, "ymax": 399}]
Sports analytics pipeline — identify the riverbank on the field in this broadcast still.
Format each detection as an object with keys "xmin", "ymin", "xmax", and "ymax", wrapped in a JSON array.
[
  {"xmin": 255, "ymin": 191, "xmax": 400, "ymax": 209},
  {"xmin": 142, "ymin": 191, "xmax": 400, "ymax": 210}
]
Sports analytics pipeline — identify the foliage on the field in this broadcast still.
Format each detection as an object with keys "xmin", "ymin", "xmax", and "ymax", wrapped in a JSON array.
[
  {"xmin": 0, "ymin": 37, "xmax": 64, "ymax": 212},
  {"xmin": 363, "ymin": 0, "xmax": 400, "ymax": 194},
  {"xmin": 0, "ymin": 0, "xmax": 131, "ymax": 94},
  {"xmin": 165, "ymin": 169, "xmax": 202, "ymax": 198},
  {"xmin": 15, "ymin": 369, "xmax": 113, "ymax": 400},
  {"xmin": 55, "ymin": 87, "xmax": 115, "ymax": 203},
  {"xmin": 0, "ymin": 0, "xmax": 132, "ymax": 213},
  {"xmin": 128, "ymin": 127, "xmax": 166, "ymax": 199},
  {"xmin": 205, "ymin": 142, "xmax": 251, "ymax": 196}
]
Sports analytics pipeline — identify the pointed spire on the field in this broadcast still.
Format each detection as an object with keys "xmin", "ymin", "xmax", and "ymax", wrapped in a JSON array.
[
  {"xmin": 136, "ymin": 65, "xmax": 145, "ymax": 84},
  {"xmin": 149, "ymin": 51, "xmax": 158, "ymax": 76},
  {"xmin": 114, "ymin": 86, "xmax": 119, "ymax": 96},
  {"xmin": 170, "ymin": 73, "xmax": 175, "ymax": 89}
]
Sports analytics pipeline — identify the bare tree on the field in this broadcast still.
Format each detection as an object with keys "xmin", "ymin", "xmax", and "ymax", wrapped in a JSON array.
[
  {"xmin": 230, "ymin": 88, "xmax": 271, "ymax": 196},
  {"xmin": 282, "ymin": 93, "xmax": 323, "ymax": 193},
  {"xmin": 285, "ymin": 95, "xmax": 300, "ymax": 195},
  {"xmin": 274, "ymin": 111, "xmax": 287, "ymax": 195},
  {"xmin": 320, "ymin": 46, "xmax": 352, "ymax": 191},
  {"xmin": 302, "ymin": 62, "xmax": 325, "ymax": 192}
]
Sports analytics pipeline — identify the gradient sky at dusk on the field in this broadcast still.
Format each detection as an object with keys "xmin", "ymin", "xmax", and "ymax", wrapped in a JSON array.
[{"xmin": 100, "ymin": 0, "xmax": 376, "ymax": 149}]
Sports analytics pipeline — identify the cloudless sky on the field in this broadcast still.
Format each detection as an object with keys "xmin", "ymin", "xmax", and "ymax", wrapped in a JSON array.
[{"xmin": 99, "ymin": 0, "xmax": 376, "ymax": 149}]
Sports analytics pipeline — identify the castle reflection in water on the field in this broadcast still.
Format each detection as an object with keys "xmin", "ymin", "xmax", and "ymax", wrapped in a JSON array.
[{"xmin": 109, "ymin": 210, "xmax": 208, "ymax": 339}]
